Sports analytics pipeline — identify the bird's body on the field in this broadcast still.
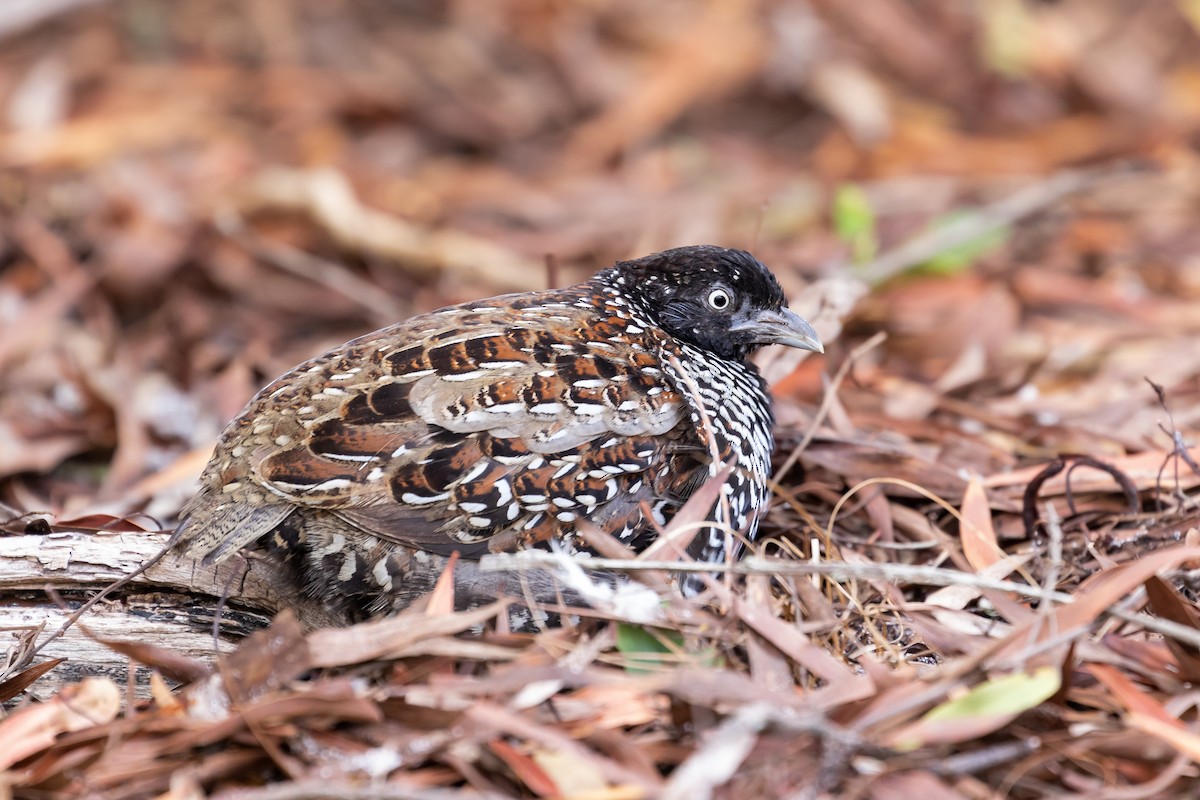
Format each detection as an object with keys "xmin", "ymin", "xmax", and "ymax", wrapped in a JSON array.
[{"xmin": 174, "ymin": 246, "xmax": 822, "ymax": 617}]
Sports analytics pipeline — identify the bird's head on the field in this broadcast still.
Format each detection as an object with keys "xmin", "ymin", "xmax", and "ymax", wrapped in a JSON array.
[{"xmin": 603, "ymin": 245, "xmax": 823, "ymax": 362}]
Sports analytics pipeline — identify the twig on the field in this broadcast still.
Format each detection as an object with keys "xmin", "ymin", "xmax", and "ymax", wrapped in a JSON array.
[
  {"xmin": 480, "ymin": 550, "xmax": 1200, "ymax": 653},
  {"xmin": 851, "ymin": 167, "xmax": 1137, "ymax": 286},
  {"xmin": 1038, "ymin": 503, "xmax": 1064, "ymax": 615},
  {"xmin": 543, "ymin": 252, "xmax": 560, "ymax": 290},
  {"xmin": 930, "ymin": 738, "xmax": 1043, "ymax": 778},
  {"xmin": 664, "ymin": 351, "xmax": 734, "ymax": 577},
  {"xmin": 211, "ymin": 782, "xmax": 506, "ymax": 800},
  {"xmin": 1149, "ymin": 377, "xmax": 1200, "ymax": 509},
  {"xmin": 482, "ymin": 550, "xmax": 1071, "ymax": 597},
  {"xmin": 1022, "ymin": 455, "xmax": 1138, "ymax": 538},
  {"xmin": 215, "ymin": 210, "xmax": 408, "ymax": 324},
  {"xmin": 242, "ymin": 167, "xmax": 543, "ymax": 291},
  {"xmin": 772, "ymin": 330, "xmax": 887, "ymax": 483}
]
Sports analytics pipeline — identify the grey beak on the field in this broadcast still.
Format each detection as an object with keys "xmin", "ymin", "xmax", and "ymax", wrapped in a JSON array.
[{"xmin": 734, "ymin": 307, "xmax": 824, "ymax": 353}]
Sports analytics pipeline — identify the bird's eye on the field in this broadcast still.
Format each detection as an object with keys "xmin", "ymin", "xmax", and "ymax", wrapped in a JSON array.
[{"xmin": 707, "ymin": 288, "xmax": 732, "ymax": 310}]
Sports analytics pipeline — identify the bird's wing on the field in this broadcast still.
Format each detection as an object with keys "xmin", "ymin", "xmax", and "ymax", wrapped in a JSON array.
[{"xmin": 176, "ymin": 292, "xmax": 703, "ymax": 563}]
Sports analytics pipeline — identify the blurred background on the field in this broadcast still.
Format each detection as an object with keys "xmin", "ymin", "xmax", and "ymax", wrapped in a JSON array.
[{"xmin": 2, "ymin": 0, "xmax": 1200, "ymax": 528}]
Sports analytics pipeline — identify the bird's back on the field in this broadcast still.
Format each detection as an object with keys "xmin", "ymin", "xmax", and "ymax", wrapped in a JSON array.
[{"xmin": 175, "ymin": 280, "xmax": 716, "ymax": 612}]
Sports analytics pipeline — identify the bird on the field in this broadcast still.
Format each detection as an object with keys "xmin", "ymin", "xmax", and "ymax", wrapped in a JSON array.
[{"xmin": 172, "ymin": 245, "xmax": 823, "ymax": 620}]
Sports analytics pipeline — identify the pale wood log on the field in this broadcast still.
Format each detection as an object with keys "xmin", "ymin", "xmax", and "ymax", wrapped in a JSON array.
[{"xmin": 0, "ymin": 530, "xmax": 335, "ymax": 698}]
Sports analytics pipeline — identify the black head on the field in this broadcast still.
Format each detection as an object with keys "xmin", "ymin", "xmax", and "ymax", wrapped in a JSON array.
[{"xmin": 601, "ymin": 245, "xmax": 823, "ymax": 361}]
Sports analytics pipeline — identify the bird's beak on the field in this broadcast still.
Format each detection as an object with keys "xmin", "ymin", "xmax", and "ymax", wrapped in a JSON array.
[{"xmin": 734, "ymin": 307, "xmax": 824, "ymax": 353}]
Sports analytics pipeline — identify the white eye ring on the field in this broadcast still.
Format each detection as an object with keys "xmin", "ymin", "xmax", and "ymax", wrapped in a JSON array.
[{"xmin": 707, "ymin": 288, "xmax": 732, "ymax": 310}]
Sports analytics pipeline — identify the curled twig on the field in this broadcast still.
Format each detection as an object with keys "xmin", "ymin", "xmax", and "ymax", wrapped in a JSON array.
[{"xmin": 1022, "ymin": 455, "xmax": 1139, "ymax": 539}]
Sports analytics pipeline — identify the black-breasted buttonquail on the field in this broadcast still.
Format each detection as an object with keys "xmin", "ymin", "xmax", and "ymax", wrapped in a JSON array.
[{"xmin": 173, "ymin": 245, "xmax": 823, "ymax": 617}]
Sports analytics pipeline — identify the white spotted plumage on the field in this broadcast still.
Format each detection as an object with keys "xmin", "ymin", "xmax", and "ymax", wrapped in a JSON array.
[{"xmin": 174, "ymin": 245, "xmax": 821, "ymax": 618}]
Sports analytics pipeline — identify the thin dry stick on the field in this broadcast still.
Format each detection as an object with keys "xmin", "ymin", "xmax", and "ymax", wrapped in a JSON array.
[
  {"xmin": 996, "ymin": 502, "xmax": 1068, "ymax": 671},
  {"xmin": 480, "ymin": 551, "xmax": 1200, "ymax": 654},
  {"xmin": 483, "ymin": 551, "xmax": 1066, "ymax": 595},
  {"xmin": 1040, "ymin": 503, "xmax": 1065, "ymax": 602},
  {"xmin": 665, "ymin": 351, "xmax": 735, "ymax": 579},
  {"xmin": 827, "ymin": 476, "xmax": 1040, "ymax": 588},
  {"xmin": 851, "ymin": 166, "xmax": 1135, "ymax": 286},
  {"xmin": 215, "ymin": 210, "xmax": 407, "ymax": 323},
  {"xmin": 772, "ymin": 330, "xmax": 888, "ymax": 483},
  {"xmin": 211, "ymin": 782, "xmax": 510, "ymax": 800},
  {"xmin": 665, "ymin": 352, "xmax": 723, "ymax": 469}
]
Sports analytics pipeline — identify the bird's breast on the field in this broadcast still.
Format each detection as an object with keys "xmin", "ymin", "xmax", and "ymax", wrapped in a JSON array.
[{"xmin": 663, "ymin": 343, "xmax": 775, "ymax": 533}]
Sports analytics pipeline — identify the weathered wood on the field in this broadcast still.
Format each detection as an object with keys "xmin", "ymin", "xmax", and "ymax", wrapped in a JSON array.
[
  {"xmin": 0, "ymin": 530, "xmax": 335, "ymax": 698},
  {"xmin": 2, "ymin": 530, "xmax": 261, "ymax": 599}
]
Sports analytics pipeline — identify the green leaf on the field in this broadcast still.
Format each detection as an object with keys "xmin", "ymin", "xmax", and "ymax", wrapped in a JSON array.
[
  {"xmin": 916, "ymin": 210, "xmax": 1010, "ymax": 275},
  {"xmin": 614, "ymin": 624, "xmax": 719, "ymax": 674},
  {"xmin": 832, "ymin": 183, "xmax": 877, "ymax": 264},
  {"xmin": 615, "ymin": 623, "xmax": 681, "ymax": 674},
  {"xmin": 923, "ymin": 666, "xmax": 1061, "ymax": 723}
]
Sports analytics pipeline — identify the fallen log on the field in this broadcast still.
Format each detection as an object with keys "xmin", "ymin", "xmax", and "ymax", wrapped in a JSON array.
[{"xmin": 0, "ymin": 530, "xmax": 331, "ymax": 698}]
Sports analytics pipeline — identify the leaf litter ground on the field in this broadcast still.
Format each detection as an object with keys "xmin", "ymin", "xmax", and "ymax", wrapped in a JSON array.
[{"xmin": 4, "ymin": 1, "xmax": 1200, "ymax": 797}]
